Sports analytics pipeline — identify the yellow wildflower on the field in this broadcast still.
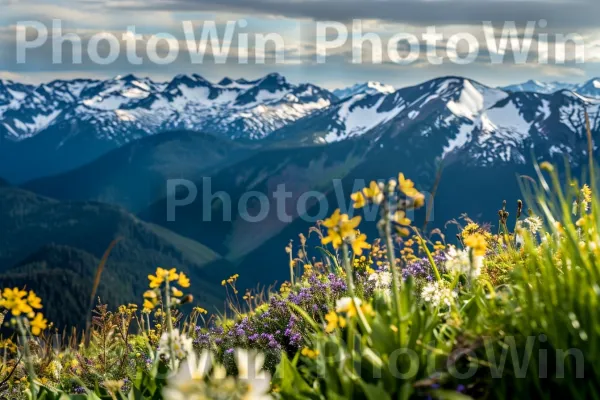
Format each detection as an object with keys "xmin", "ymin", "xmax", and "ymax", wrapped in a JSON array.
[
  {"xmin": 325, "ymin": 311, "xmax": 346, "ymax": 333},
  {"xmin": 0, "ymin": 288, "xmax": 32, "ymax": 316},
  {"xmin": 462, "ymin": 223, "xmax": 480, "ymax": 239},
  {"xmin": 393, "ymin": 210, "xmax": 411, "ymax": 226},
  {"xmin": 433, "ymin": 241, "xmax": 445, "ymax": 251},
  {"xmin": 194, "ymin": 307, "xmax": 208, "ymax": 314},
  {"xmin": 464, "ymin": 233, "xmax": 487, "ymax": 256},
  {"xmin": 340, "ymin": 215, "xmax": 361, "ymax": 238},
  {"xmin": 363, "ymin": 181, "xmax": 383, "ymax": 204},
  {"xmin": 30, "ymin": 312, "xmax": 48, "ymax": 336},
  {"xmin": 171, "ymin": 287, "xmax": 183, "ymax": 298},
  {"xmin": 143, "ymin": 300, "xmax": 156, "ymax": 312},
  {"xmin": 582, "ymin": 184, "xmax": 592, "ymax": 203},
  {"xmin": 160, "ymin": 268, "xmax": 179, "ymax": 282},
  {"xmin": 335, "ymin": 297, "xmax": 361, "ymax": 317},
  {"xmin": 351, "ymin": 233, "xmax": 371, "ymax": 256},
  {"xmin": 398, "ymin": 173, "xmax": 419, "ymax": 197},
  {"xmin": 148, "ymin": 273, "xmax": 164, "ymax": 289},
  {"xmin": 413, "ymin": 192, "xmax": 425, "ymax": 208},
  {"xmin": 301, "ymin": 347, "xmax": 320, "ymax": 359},
  {"xmin": 27, "ymin": 291, "xmax": 42, "ymax": 309},
  {"xmin": 177, "ymin": 272, "xmax": 190, "ymax": 288},
  {"xmin": 351, "ymin": 191, "xmax": 367, "ymax": 209},
  {"xmin": 322, "ymin": 229, "xmax": 343, "ymax": 249},
  {"xmin": 322, "ymin": 209, "xmax": 342, "ymax": 229}
]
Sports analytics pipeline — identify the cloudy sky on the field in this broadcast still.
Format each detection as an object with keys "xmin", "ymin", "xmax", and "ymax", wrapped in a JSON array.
[{"xmin": 1, "ymin": 0, "xmax": 599, "ymax": 89}]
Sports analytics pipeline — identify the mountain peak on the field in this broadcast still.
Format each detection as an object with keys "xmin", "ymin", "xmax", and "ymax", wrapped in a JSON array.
[
  {"xmin": 333, "ymin": 81, "xmax": 395, "ymax": 99},
  {"xmin": 115, "ymin": 74, "xmax": 140, "ymax": 82},
  {"xmin": 257, "ymin": 72, "xmax": 288, "ymax": 88},
  {"xmin": 218, "ymin": 77, "xmax": 234, "ymax": 86}
]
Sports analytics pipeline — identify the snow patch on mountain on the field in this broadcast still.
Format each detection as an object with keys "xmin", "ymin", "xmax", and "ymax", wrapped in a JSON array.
[
  {"xmin": 333, "ymin": 81, "xmax": 395, "ymax": 100},
  {"xmin": 484, "ymin": 101, "xmax": 531, "ymax": 137},
  {"xmin": 323, "ymin": 94, "xmax": 403, "ymax": 143},
  {"xmin": 446, "ymin": 80, "xmax": 485, "ymax": 120},
  {"xmin": 442, "ymin": 123, "xmax": 473, "ymax": 158}
]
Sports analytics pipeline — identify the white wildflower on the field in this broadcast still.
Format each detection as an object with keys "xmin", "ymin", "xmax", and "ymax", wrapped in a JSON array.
[
  {"xmin": 368, "ymin": 270, "xmax": 392, "ymax": 289},
  {"xmin": 48, "ymin": 359, "xmax": 62, "ymax": 380},
  {"xmin": 445, "ymin": 245, "xmax": 482, "ymax": 280},
  {"xmin": 421, "ymin": 281, "xmax": 457, "ymax": 308},
  {"xmin": 163, "ymin": 350, "xmax": 212, "ymax": 400},
  {"xmin": 335, "ymin": 297, "xmax": 362, "ymax": 314},
  {"xmin": 523, "ymin": 216, "xmax": 543, "ymax": 234},
  {"xmin": 235, "ymin": 349, "xmax": 272, "ymax": 400},
  {"xmin": 158, "ymin": 329, "xmax": 194, "ymax": 365}
]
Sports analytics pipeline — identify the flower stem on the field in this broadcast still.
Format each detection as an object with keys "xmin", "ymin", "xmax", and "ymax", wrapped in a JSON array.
[
  {"xmin": 16, "ymin": 318, "xmax": 37, "ymax": 399},
  {"xmin": 383, "ymin": 205, "xmax": 402, "ymax": 321},
  {"xmin": 289, "ymin": 250, "xmax": 295, "ymax": 286},
  {"xmin": 411, "ymin": 227, "xmax": 442, "ymax": 282},
  {"xmin": 342, "ymin": 242, "xmax": 371, "ymax": 335},
  {"xmin": 164, "ymin": 280, "xmax": 175, "ymax": 370}
]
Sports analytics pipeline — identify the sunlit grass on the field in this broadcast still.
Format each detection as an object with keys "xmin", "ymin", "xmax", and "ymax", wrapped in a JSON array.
[{"xmin": 1, "ymin": 154, "xmax": 600, "ymax": 399}]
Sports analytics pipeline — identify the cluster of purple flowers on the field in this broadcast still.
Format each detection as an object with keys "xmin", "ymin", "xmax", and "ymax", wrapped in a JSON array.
[
  {"xmin": 402, "ymin": 253, "xmax": 447, "ymax": 282},
  {"xmin": 191, "ymin": 272, "xmax": 353, "ymax": 371}
]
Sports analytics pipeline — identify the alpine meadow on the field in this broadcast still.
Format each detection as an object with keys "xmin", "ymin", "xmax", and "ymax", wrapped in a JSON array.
[{"xmin": 2, "ymin": 1, "xmax": 600, "ymax": 399}]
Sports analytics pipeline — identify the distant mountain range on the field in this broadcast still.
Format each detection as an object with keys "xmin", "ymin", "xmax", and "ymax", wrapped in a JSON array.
[
  {"xmin": 1, "ymin": 74, "xmax": 598, "ymax": 183},
  {"xmin": 501, "ymin": 78, "xmax": 600, "ymax": 97},
  {"xmin": 0, "ymin": 73, "xmax": 335, "ymax": 181},
  {"xmin": 1, "ymin": 73, "xmax": 599, "ymax": 326}
]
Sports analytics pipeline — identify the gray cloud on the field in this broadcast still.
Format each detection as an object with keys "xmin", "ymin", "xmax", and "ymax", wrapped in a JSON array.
[{"xmin": 106, "ymin": 0, "xmax": 600, "ymax": 29}]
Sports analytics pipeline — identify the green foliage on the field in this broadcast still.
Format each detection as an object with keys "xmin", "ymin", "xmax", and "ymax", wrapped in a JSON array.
[{"xmin": 2, "ymin": 163, "xmax": 600, "ymax": 399}]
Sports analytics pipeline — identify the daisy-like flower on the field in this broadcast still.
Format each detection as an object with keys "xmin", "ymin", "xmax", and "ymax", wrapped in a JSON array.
[
  {"xmin": 158, "ymin": 329, "xmax": 194, "ymax": 363},
  {"xmin": 368, "ymin": 270, "xmax": 392, "ymax": 290},
  {"xmin": 335, "ymin": 297, "xmax": 362, "ymax": 316},
  {"xmin": 421, "ymin": 282, "xmax": 457, "ymax": 308},
  {"xmin": 340, "ymin": 215, "xmax": 361, "ymax": 238},
  {"xmin": 0, "ymin": 288, "xmax": 32, "ymax": 316},
  {"xmin": 321, "ymin": 209, "xmax": 363, "ymax": 250},
  {"xmin": 523, "ymin": 216, "xmax": 543, "ymax": 234},
  {"xmin": 163, "ymin": 350, "xmax": 212, "ymax": 399},
  {"xmin": 149, "ymin": 268, "xmax": 180, "ymax": 288},
  {"xmin": 235, "ymin": 349, "xmax": 272, "ymax": 400}
]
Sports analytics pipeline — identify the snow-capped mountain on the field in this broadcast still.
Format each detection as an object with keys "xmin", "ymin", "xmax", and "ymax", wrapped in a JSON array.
[
  {"xmin": 0, "ymin": 73, "xmax": 337, "ymax": 143},
  {"xmin": 501, "ymin": 80, "xmax": 576, "ymax": 94},
  {"xmin": 502, "ymin": 78, "xmax": 600, "ymax": 99},
  {"xmin": 576, "ymin": 78, "xmax": 600, "ymax": 98},
  {"xmin": 0, "ymin": 80, "xmax": 35, "ymax": 118},
  {"xmin": 1, "ymin": 73, "xmax": 599, "ymax": 183},
  {"xmin": 332, "ymin": 81, "xmax": 395, "ymax": 100},
  {"xmin": 271, "ymin": 76, "xmax": 599, "ymax": 166}
]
